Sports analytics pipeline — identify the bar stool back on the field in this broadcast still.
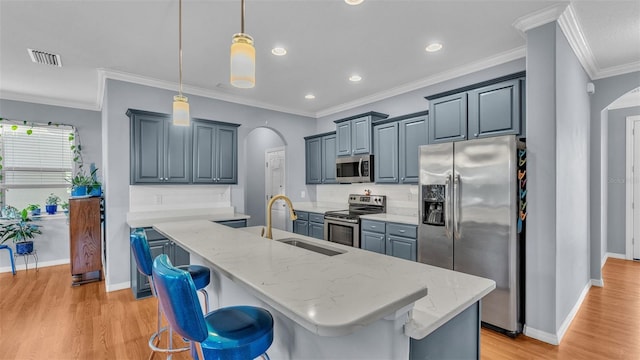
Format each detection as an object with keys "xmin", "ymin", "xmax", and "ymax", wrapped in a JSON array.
[{"xmin": 153, "ymin": 254, "xmax": 274, "ymax": 360}]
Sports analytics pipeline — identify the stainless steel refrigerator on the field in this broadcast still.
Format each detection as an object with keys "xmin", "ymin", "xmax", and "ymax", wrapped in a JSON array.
[{"xmin": 418, "ymin": 134, "xmax": 525, "ymax": 335}]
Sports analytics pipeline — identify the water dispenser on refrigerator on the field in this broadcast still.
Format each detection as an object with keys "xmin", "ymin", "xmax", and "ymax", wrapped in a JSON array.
[{"xmin": 422, "ymin": 185, "xmax": 445, "ymax": 226}]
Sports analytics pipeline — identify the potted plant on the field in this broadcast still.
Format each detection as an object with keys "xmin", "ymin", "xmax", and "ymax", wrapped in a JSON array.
[
  {"xmin": 69, "ymin": 171, "xmax": 92, "ymax": 197},
  {"xmin": 61, "ymin": 202, "xmax": 69, "ymax": 217},
  {"xmin": 45, "ymin": 193, "xmax": 61, "ymax": 214},
  {"xmin": 27, "ymin": 204, "xmax": 41, "ymax": 216},
  {"xmin": 0, "ymin": 208, "xmax": 42, "ymax": 254},
  {"xmin": 88, "ymin": 167, "xmax": 102, "ymax": 197}
]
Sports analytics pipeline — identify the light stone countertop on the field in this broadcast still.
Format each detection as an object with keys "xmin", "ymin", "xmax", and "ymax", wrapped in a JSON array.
[
  {"xmin": 291, "ymin": 202, "xmax": 346, "ymax": 214},
  {"xmin": 359, "ymin": 213, "xmax": 419, "ymax": 226},
  {"xmin": 126, "ymin": 208, "xmax": 249, "ymax": 228},
  {"xmin": 152, "ymin": 220, "xmax": 494, "ymax": 339}
]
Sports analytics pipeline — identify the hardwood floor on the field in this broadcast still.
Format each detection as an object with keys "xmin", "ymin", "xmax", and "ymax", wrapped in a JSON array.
[{"xmin": 0, "ymin": 258, "xmax": 637, "ymax": 359}]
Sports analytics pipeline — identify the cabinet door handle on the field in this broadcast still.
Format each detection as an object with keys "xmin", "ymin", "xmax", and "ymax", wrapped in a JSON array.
[
  {"xmin": 399, "ymin": 230, "xmax": 405, "ymax": 233},
  {"xmin": 474, "ymin": 133, "xmax": 478, "ymax": 137}
]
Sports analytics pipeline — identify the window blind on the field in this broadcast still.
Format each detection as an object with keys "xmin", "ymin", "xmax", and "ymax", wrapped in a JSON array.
[{"xmin": 1, "ymin": 124, "xmax": 74, "ymax": 188}]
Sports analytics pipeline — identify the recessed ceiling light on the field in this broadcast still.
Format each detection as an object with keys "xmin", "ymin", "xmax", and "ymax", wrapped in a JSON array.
[
  {"xmin": 349, "ymin": 75, "xmax": 362, "ymax": 82},
  {"xmin": 425, "ymin": 43, "xmax": 443, "ymax": 52},
  {"xmin": 271, "ymin": 47, "xmax": 287, "ymax": 56},
  {"xmin": 305, "ymin": 94, "xmax": 316, "ymax": 100},
  {"xmin": 345, "ymin": 0, "xmax": 364, "ymax": 5}
]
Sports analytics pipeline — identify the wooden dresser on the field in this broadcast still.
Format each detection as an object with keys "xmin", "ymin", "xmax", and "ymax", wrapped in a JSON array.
[{"xmin": 69, "ymin": 197, "xmax": 102, "ymax": 285}]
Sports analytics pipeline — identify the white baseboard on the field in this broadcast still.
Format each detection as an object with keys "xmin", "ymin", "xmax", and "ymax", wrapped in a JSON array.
[
  {"xmin": 606, "ymin": 252, "xmax": 626, "ymax": 260},
  {"xmin": 0, "ymin": 258, "xmax": 69, "ymax": 273},
  {"xmin": 557, "ymin": 282, "xmax": 591, "ymax": 343},
  {"xmin": 523, "ymin": 325, "xmax": 558, "ymax": 345},
  {"xmin": 591, "ymin": 278, "xmax": 604, "ymax": 287},
  {"xmin": 106, "ymin": 281, "xmax": 131, "ymax": 292}
]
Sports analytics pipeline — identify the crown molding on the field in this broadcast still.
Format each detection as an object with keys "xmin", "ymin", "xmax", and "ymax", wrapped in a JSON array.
[
  {"xmin": 315, "ymin": 46, "xmax": 526, "ymax": 118},
  {"xmin": 593, "ymin": 61, "xmax": 640, "ymax": 80},
  {"xmin": 98, "ymin": 69, "xmax": 315, "ymax": 118},
  {"xmin": 0, "ymin": 90, "xmax": 100, "ymax": 111},
  {"xmin": 512, "ymin": 3, "xmax": 568, "ymax": 35},
  {"xmin": 557, "ymin": 4, "xmax": 598, "ymax": 79}
]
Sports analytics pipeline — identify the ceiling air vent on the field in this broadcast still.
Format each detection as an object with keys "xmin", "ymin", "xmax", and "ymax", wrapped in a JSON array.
[{"xmin": 28, "ymin": 48, "xmax": 62, "ymax": 67}]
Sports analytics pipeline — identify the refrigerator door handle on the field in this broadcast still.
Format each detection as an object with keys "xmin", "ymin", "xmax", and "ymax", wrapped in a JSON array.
[
  {"xmin": 444, "ymin": 174, "xmax": 452, "ymax": 239},
  {"xmin": 453, "ymin": 174, "xmax": 461, "ymax": 239}
]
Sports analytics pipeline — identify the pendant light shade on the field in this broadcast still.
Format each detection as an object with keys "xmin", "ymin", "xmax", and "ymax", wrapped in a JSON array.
[
  {"xmin": 230, "ymin": 0, "xmax": 255, "ymax": 88},
  {"xmin": 173, "ymin": 0, "xmax": 190, "ymax": 126},
  {"xmin": 173, "ymin": 95, "xmax": 190, "ymax": 126},
  {"xmin": 230, "ymin": 33, "xmax": 255, "ymax": 88}
]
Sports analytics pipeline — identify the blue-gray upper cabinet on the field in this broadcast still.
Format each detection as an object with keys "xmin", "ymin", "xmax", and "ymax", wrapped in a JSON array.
[
  {"xmin": 426, "ymin": 72, "xmax": 525, "ymax": 144},
  {"xmin": 305, "ymin": 132, "xmax": 337, "ymax": 184},
  {"xmin": 467, "ymin": 78, "xmax": 521, "ymax": 139},
  {"xmin": 335, "ymin": 112, "xmax": 389, "ymax": 156},
  {"xmin": 192, "ymin": 119, "xmax": 239, "ymax": 184},
  {"xmin": 373, "ymin": 122, "xmax": 399, "ymax": 183},
  {"xmin": 129, "ymin": 109, "xmax": 191, "ymax": 184},
  {"xmin": 373, "ymin": 111, "xmax": 428, "ymax": 184},
  {"xmin": 428, "ymin": 93, "xmax": 467, "ymax": 144}
]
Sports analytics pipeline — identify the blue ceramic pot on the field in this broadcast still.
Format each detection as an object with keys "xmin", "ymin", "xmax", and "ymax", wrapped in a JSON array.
[
  {"xmin": 16, "ymin": 241, "xmax": 34, "ymax": 254},
  {"xmin": 45, "ymin": 204, "xmax": 57, "ymax": 214},
  {"xmin": 71, "ymin": 185, "xmax": 87, "ymax": 197},
  {"xmin": 89, "ymin": 185, "xmax": 101, "ymax": 197},
  {"xmin": 31, "ymin": 208, "xmax": 41, "ymax": 216}
]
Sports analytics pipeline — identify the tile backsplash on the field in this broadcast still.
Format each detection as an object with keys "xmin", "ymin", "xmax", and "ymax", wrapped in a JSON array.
[
  {"xmin": 129, "ymin": 185, "xmax": 231, "ymax": 212},
  {"xmin": 316, "ymin": 184, "xmax": 419, "ymax": 216}
]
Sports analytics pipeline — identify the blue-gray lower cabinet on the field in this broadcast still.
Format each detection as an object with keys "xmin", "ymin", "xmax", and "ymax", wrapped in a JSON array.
[
  {"xmin": 360, "ymin": 220, "xmax": 386, "ymax": 254},
  {"xmin": 361, "ymin": 220, "xmax": 417, "ymax": 261},
  {"xmin": 215, "ymin": 219, "xmax": 247, "ymax": 228},
  {"xmin": 293, "ymin": 211, "xmax": 309, "ymax": 236},
  {"xmin": 292, "ymin": 211, "xmax": 324, "ymax": 239},
  {"xmin": 308, "ymin": 212, "xmax": 325, "ymax": 240},
  {"xmin": 130, "ymin": 228, "xmax": 189, "ymax": 299}
]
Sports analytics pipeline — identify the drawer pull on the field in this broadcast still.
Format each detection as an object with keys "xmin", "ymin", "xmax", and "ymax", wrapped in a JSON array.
[{"xmin": 399, "ymin": 230, "xmax": 405, "ymax": 233}]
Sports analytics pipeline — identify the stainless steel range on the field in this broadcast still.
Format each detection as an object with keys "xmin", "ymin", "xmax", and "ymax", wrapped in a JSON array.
[{"xmin": 324, "ymin": 194, "xmax": 386, "ymax": 247}]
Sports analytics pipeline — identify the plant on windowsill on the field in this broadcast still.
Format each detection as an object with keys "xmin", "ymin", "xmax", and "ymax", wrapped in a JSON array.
[
  {"xmin": 27, "ymin": 204, "xmax": 41, "ymax": 216},
  {"xmin": 61, "ymin": 202, "xmax": 69, "ymax": 218},
  {"xmin": 45, "ymin": 193, "xmax": 61, "ymax": 214},
  {"xmin": 0, "ymin": 208, "xmax": 42, "ymax": 255}
]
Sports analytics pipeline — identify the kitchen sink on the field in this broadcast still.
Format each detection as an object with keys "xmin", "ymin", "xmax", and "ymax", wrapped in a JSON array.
[{"xmin": 277, "ymin": 238, "xmax": 344, "ymax": 256}]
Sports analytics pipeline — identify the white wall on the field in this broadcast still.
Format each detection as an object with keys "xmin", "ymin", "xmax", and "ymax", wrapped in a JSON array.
[{"xmin": 102, "ymin": 79, "xmax": 317, "ymax": 289}]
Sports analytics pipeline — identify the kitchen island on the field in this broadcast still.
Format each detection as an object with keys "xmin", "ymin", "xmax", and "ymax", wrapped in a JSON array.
[{"xmin": 153, "ymin": 220, "xmax": 495, "ymax": 359}]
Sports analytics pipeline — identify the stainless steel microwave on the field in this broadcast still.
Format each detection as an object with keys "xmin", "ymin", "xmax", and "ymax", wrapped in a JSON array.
[{"xmin": 336, "ymin": 154, "xmax": 374, "ymax": 183}]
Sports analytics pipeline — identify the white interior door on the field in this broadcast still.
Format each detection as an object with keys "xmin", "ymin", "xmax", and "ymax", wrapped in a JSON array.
[
  {"xmin": 266, "ymin": 147, "xmax": 286, "ymax": 231},
  {"xmin": 632, "ymin": 118, "xmax": 640, "ymax": 260}
]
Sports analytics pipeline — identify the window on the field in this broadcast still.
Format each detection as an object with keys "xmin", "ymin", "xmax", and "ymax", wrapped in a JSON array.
[{"xmin": 0, "ymin": 123, "xmax": 74, "ymax": 211}]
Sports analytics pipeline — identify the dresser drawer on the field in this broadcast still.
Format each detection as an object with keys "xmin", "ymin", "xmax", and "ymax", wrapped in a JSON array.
[
  {"xmin": 387, "ymin": 223, "xmax": 417, "ymax": 238},
  {"xmin": 294, "ymin": 211, "xmax": 309, "ymax": 221},
  {"xmin": 309, "ymin": 212, "xmax": 324, "ymax": 224},
  {"xmin": 361, "ymin": 220, "xmax": 385, "ymax": 233}
]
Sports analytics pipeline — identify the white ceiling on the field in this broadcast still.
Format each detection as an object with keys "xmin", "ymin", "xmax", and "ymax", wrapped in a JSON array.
[{"xmin": 0, "ymin": 0, "xmax": 638, "ymax": 117}]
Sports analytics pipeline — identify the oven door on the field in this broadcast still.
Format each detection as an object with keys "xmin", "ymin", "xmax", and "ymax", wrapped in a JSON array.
[{"xmin": 324, "ymin": 218, "xmax": 360, "ymax": 248}]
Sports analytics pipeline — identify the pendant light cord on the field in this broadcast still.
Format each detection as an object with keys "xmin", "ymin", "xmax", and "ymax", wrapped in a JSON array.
[
  {"xmin": 241, "ymin": 0, "xmax": 245, "ymax": 34},
  {"xmin": 179, "ymin": 0, "xmax": 184, "ymax": 96}
]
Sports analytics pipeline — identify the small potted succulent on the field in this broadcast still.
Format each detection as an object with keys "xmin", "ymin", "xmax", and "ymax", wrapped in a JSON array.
[
  {"xmin": 45, "ymin": 193, "xmax": 61, "ymax": 214},
  {"xmin": 0, "ymin": 208, "xmax": 42, "ymax": 254},
  {"xmin": 27, "ymin": 204, "xmax": 41, "ymax": 216}
]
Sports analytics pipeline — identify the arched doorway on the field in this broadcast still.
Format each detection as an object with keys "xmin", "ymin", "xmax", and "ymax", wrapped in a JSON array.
[{"xmin": 244, "ymin": 127, "xmax": 287, "ymax": 227}]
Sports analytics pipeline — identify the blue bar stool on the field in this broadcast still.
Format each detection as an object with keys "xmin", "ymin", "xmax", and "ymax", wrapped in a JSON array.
[
  {"xmin": 130, "ymin": 228, "xmax": 211, "ymax": 357},
  {"xmin": 153, "ymin": 254, "xmax": 274, "ymax": 360},
  {"xmin": 0, "ymin": 244, "xmax": 16, "ymax": 275}
]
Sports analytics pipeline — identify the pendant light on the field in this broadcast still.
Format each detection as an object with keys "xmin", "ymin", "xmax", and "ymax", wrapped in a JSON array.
[
  {"xmin": 230, "ymin": 0, "xmax": 255, "ymax": 88},
  {"xmin": 173, "ymin": 0, "xmax": 190, "ymax": 126}
]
